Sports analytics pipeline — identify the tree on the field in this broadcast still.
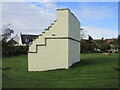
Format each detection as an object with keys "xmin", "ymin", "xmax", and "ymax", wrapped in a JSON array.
[
  {"xmin": 98, "ymin": 43, "xmax": 111, "ymax": 52},
  {"xmin": 1, "ymin": 24, "xmax": 15, "ymax": 56},
  {"xmin": 81, "ymin": 35, "xmax": 95, "ymax": 53},
  {"xmin": 80, "ymin": 28, "xmax": 86, "ymax": 40},
  {"xmin": 118, "ymin": 35, "xmax": 120, "ymax": 51},
  {"xmin": 102, "ymin": 37, "xmax": 104, "ymax": 41},
  {"xmin": 2, "ymin": 24, "xmax": 14, "ymax": 42},
  {"xmin": 88, "ymin": 35, "xmax": 93, "ymax": 41},
  {"xmin": 81, "ymin": 40, "xmax": 95, "ymax": 53}
]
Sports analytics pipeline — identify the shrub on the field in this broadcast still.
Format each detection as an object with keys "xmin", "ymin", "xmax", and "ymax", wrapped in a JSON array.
[{"xmin": 2, "ymin": 43, "xmax": 28, "ymax": 57}]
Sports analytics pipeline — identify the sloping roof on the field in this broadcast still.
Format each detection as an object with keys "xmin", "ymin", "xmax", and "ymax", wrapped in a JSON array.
[
  {"xmin": 91, "ymin": 39, "xmax": 102, "ymax": 42},
  {"xmin": 8, "ymin": 38, "xmax": 19, "ymax": 44},
  {"xmin": 105, "ymin": 38, "xmax": 116, "ymax": 43},
  {"xmin": 13, "ymin": 34, "xmax": 20, "ymax": 43}
]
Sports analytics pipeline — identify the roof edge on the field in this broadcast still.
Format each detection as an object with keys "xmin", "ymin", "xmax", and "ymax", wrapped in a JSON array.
[{"xmin": 57, "ymin": 8, "xmax": 70, "ymax": 11}]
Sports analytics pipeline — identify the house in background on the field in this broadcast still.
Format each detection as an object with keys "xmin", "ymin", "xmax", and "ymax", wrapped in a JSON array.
[
  {"xmin": 9, "ymin": 33, "xmax": 39, "ymax": 46},
  {"xmin": 21, "ymin": 34, "xmax": 38, "ymax": 46},
  {"xmin": 8, "ymin": 34, "xmax": 22, "ymax": 46},
  {"xmin": 92, "ymin": 38, "xmax": 118, "ymax": 53},
  {"xmin": 81, "ymin": 37, "xmax": 118, "ymax": 53}
]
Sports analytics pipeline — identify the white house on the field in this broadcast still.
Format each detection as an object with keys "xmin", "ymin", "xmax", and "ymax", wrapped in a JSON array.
[
  {"xmin": 8, "ymin": 34, "xmax": 22, "ymax": 46},
  {"xmin": 28, "ymin": 8, "xmax": 81, "ymax": 71},
  {"xmin": 9, "ymin": 33, "xmax": 38, "ymax": 46}
]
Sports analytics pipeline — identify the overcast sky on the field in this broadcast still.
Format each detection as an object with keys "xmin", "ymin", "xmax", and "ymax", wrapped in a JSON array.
[{"xmin": 2, "ymin": 2, "xmax": 118, "ymax": 39}]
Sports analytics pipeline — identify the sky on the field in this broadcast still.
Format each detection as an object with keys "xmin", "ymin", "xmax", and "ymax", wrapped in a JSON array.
[{"xmin": 1, "ymin": 2, "xmax": 118, "ymax": 39}]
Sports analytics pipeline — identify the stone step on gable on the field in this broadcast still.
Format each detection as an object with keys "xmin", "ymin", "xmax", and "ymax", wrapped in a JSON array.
[
  {"xmin": 28, "ymin": 9, "xmax": 80, "ymax": 71},
  {"xmin": 29, "ymin": 20, "xmax": 57, "ymax": 51}
]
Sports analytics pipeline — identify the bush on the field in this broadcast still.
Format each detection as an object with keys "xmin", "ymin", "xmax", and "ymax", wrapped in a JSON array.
[
  {"xmin": 2, "ymin": 41, "xmax": 28, "ymax": 57},
  {"xmin": 14, "ymin": 46, "xmax": 28, "ymax": 55},
  {"xmin": 98, "ymin": 43, "xmax": 111, "ymax": 52},
  {"xmin": 81, "ymin": 40, "xmax": 95, "ymax": 53}
]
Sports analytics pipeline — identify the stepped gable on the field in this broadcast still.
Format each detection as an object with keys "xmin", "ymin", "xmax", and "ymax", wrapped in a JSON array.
[{"xmin": 28, "ymin": 8, "xmax": 81, "ymax": 71}]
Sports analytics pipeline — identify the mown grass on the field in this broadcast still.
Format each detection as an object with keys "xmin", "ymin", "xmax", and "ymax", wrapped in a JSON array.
[{"xmin": 2, "ymin": 53, "xmax": 118, "ymax": 88}]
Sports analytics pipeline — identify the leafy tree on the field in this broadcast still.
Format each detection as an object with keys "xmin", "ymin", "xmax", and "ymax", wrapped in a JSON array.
[
  {"xmin": 81, "ymin": 42, "xmax": 95, "ymax": 53},
  {"xmin": 88, "ymin": 35, "xmax": 93, "ymax": 41},
  {"xmin": 95, "ymin": 39, "xmax": 105, "ymax": 50},
  {"xmin": 118, "ymin": 35, "xmax": 120, "ymax": 51},
  {"xmin": 81, "ymin": 39, "xmax": 95, "ymax": 53},
  {"xmin": 110, "ymin": 38, "xmax": 118, "ymax": 50},
  {"xmin": 98, "ymin": 43, "xmax": 111, "ymax": 52},
  {"xmin": 1, "ymin": 24, "xmax": 15, "ymax": 56},
  {"xmin": 102, "ymin": 37, "xmax": 104, "ymax": 41}
]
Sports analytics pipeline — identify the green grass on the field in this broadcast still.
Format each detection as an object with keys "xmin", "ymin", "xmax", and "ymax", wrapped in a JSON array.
[{"xmin": 2, "ymin": 53, "xmax": 118, "ymax": 88}]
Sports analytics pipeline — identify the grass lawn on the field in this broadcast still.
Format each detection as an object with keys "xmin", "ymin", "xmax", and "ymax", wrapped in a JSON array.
[{"xmin": 2, "ymin": 53, "xmax": 118, "ymax": 88}]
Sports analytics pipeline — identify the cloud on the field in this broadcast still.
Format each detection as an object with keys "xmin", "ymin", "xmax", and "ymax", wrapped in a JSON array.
[
  {"xmin": 2, "ymin": 2, "xmax": 117, "ymax": 39},
  {"xmin": 82, "ymin": 26, "xmax": 118, "ymax": 39},
  {"xmin": 75, "ymin": 3, "xmax": 115, "ymax": 21},
  {"xmin": 74, "ymin": 3, "xmax": 118, "ymax": 39},
  {"xmin": 2, "ymin": 2, "xmax": 56, "ymax": 35},
  {"xmin": 33, "ymin": 2, "xmax": 67, "ymax": 12},
  {"xmin": 40, "ymin": 2, "xmax": 57, "ymax": 9}
]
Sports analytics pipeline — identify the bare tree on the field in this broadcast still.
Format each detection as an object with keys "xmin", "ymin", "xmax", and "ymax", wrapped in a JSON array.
[
  {"xmin": 1, "ymin": 24, "xmax": 14, "ymax": 42},
  {"xmin": 80, "ymin": 28, "xmax": 87, "ymax": 40}
]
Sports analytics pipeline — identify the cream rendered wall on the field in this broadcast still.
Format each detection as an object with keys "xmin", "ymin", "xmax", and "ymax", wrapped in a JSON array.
[
  {"xmin": 68, "ymin": 12, "xmax": 80, "ymax": 40},
  {"xmin": 29, "ymin": 10, "xmax": 69, "ymax": 52},
  {"xmin": 28, "ymin": 9, "xmax": 69, "ymax": 71},
  {"xmin": 28, "ymin": 9, "xmax": 80, "ymax": 71},
  {"xmin": 68, "ymin": 10, "xmax": 80, "ymax": 67},
  {"xmin": 68, "ymin": 40, "xmax": 80, "ymax": 67},
  {"xmin": 28, "ymin": 39, "xmax": 68, "ymax": 71}
]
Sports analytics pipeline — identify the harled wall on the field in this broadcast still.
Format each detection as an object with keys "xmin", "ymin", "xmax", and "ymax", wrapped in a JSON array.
[
  {"xmin": 28, "ymin": 9, "xmax": 80, "ymax": 71},
  {"xmin": 68, "ymin": 10, "xmax": 80, "ymax": 66}
]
